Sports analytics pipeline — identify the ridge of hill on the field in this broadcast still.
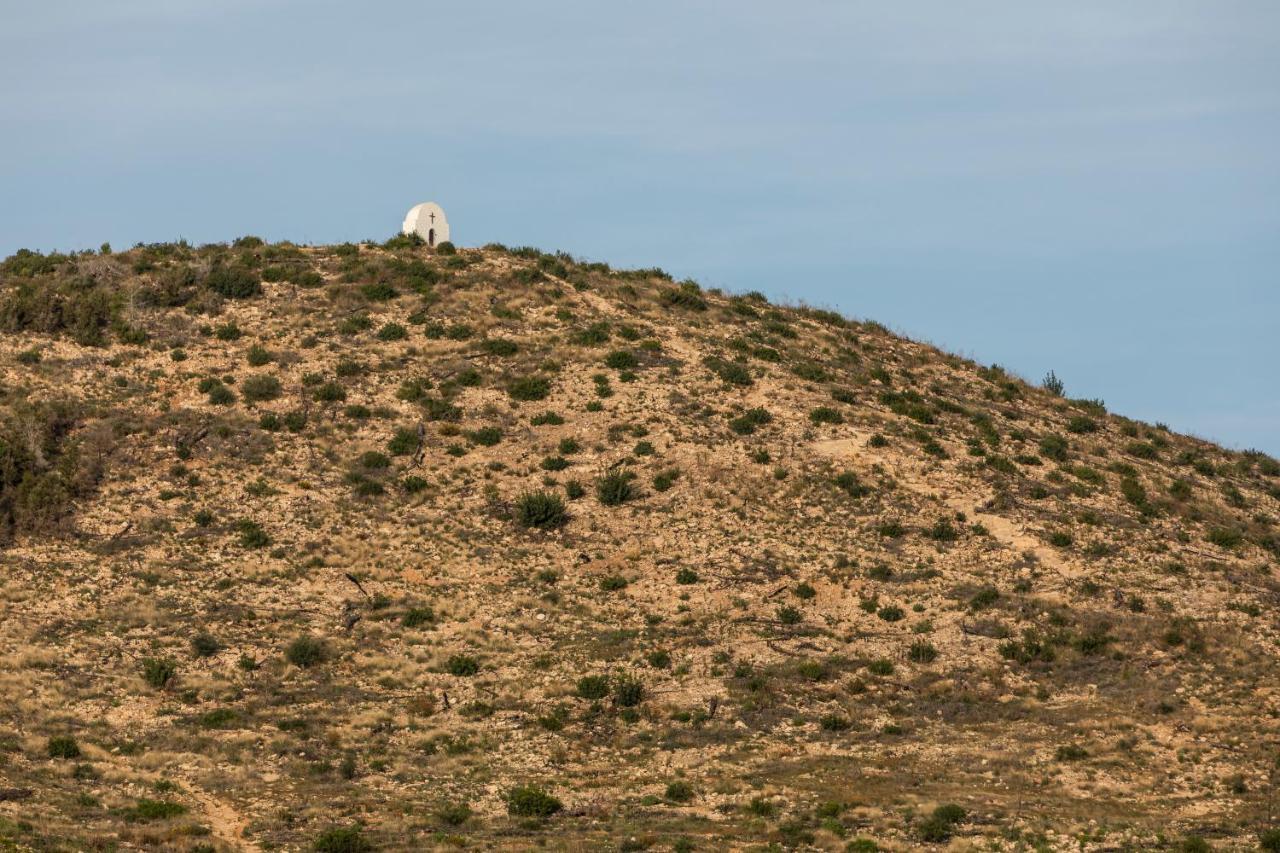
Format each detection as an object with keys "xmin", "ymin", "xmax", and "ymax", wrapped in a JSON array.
[{"xmin": 1, "ymin": 237, "xmax": 1278, "ymax": 852}]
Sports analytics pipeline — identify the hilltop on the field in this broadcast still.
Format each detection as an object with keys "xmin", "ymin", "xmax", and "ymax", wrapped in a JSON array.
[{"xmin": 1, "ymin": 237, "xmax": 1278, "ymax": 852}]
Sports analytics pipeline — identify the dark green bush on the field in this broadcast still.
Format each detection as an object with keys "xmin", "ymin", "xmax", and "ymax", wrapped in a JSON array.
[
  {"xmin": 604, "ymin": 350, "xmax": 638, "ymax": 370},
  {"xmin": 704, "ymin": 356, "xmax": 752, "ymax": 387},
  {"xmin": 809, "ymin": 406, "xmax": 843, "ymax": 425},
  {"xmin": 237, "ymin": 519, "xmax": 270, "ymax": 548},
  {"xmin": 516, "ymin": 491, "xmax": 568, "ymax": 530},
  {"xmin": 313, "ymin": 825, "xmax": 374, "ymax": 853},
  {"xmin": 833, "ymin": 472, "xmax": 869, "ymax": 498},
  {"xmin": 286, "ymin": 635, "xmax": 327, "ymax": 667},
  {"xmin": 612, "ymin": 673, "xmax": 645, "ymax": 707},
  {"xmin": 387, "ymin": 427, "xmax": 419, "ymax": 456},
  {"xmin": 141, "ymin": 657, "xmax": 177, "ymax": 689},
  {"xmin": 376, "ymin": 322, "xmax": 407, "ymax": 341},
  {"xmin": 190, "ymin": 632, "xmax": 221, "ymax": 658},
  {"xmin": 659, "ymin": 286, "xmax": 707, "ymax": 311},
  {"xmin": 401, "ymin": 607, "xmax": 434, "ymax": 628},
  {"xmin": 241, "ymin": 375, "xmax": 281, "ymax": 403},
  {"xmin": 506, "ymin": 784, "xmax": 563, "ymax": 818},
  {"xmin": 729, "ymin": 407, "xmax": 772, "ymax": 435},
  {"xmin": 246, "ymin": 344, "xmax": 272, "ymax": 366},
  {"xmin": 207, "ymin": 383, "xmax": 236, "ymax": 405},
  {"xmin": 479, "ymin": 337, "xmax": 518, "ymax": 357},
  {"xmin": 313, "ymin": 382, "xmax": 347, "ymax": 403},
  {"xmin": 445, "ymin": 654, "xmax": 480, "ymax": 676},
  {"xmin": 597, "ymin": 471, "xmax": 636, "ymax": 506},
  {"xmin": 205, "ymin": 265, "xmax": 261, "ymax": 299},
  {"xmin": 665, "ymin": 781, "xmax": 695, "ymax": 802},
  {"xmin": 576, "ymin": 675, "xmax": 610, "ymax": 700},
  {"xmin": 126, "ymin": 798, "xmax": 188, "ymax": 823},
  {"xmin": 47, "ymin": 735, "xmax": 81, "ymax": 759},
  {"xmin": 508, "ymin": 376, "xmax": 551, "ymax": 401},
  {"xmin": 466, "ymin": 426, "xmax": 502, "ymax": 446}
]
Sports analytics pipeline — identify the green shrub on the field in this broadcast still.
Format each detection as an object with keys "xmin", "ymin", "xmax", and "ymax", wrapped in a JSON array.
[
  {"xmin": 508, "ymin": 376, "xmax": 551, "ymax": 401},
  {"xmin": 190, "ymin": 632, "xmax": 221, "ymax": 658},
  {"xmin": 1048, "ymin": 530, "xmax": 1073, "ymax": 547},
  {"xmin": 516, "ymin": 491, "xmax": 568, "ymax": 530},
  {"xmin": 918, "ymin": 803, "xmax": 966, "ymax": 842},
  {"xmin": 207, "ymin": 383, "xmax": 236, "ymax": 406},
  {"xmin": 237, "ymin": 519, "xmax": 271, "ymax": 548},
  {"xmin": 777, "ymin": 605, "xmax": 802, "ymax": 625},
  {"xmin": 809, "ymin": 715, "xmax": 847, "ymax": 736},
  {"xmin": 241, "ymin": 374, "xmax": 282, "ymax": 403},
  {"xmin": 286, "ymin": 635, "xmax": 327, "ymax": 668},
  {"xmin": 612, "ymin": 672, "xmax": 645, "ymax": 707},
  {"xmin": 1039, "ymin": 433, "xmax": 1068, "ymax": 461},
  {"xmin": 401, "ymin": 607, "xmax": 434, "ymax": 628},
  {"xmin": 541, "ymin": 455, "xmax": 569, "ymax": 471},
  {"xmin": 1206, "ymin": 527, "xmax": 1243, "ymax": 549},
  {"xmin": 572, "ymin": 322, "xmax": 611, "ymax": 346},
  {"xmin": 704, "ymin": 356, "xmax": 752, "ymax": 386},
  {"xmin": 1067, "ymin": 415, "xmax": 1099, "ymax": 434},
  {"xmin": 809, "ymin": 406, "xmax": 843, "ymax": 425},
  {"xmin": 141, "ymin": 657, "xmax": 178, "ymax": 689},
  {"xmin": 313, "ymin": 825, "xmax": 374, "ymax": 853},
  {"xmin": 597, "ymin": 471, "xmax": 636, "ymax": 506},
  {"xmin": 445, "ymin": 654, "xmax": 480, "ymax": 676},
  {"xmin": 792, "ymin": 362, "xmax": 829, "ymax": 383},
  {"xmin": 675, "ymin": 567, "xmax": 699, "ymax": 584},
  {"xmin": 653, "ymin": 469, "xmax": 679, "ymax": 491},
  {"xmin": 313, "ymin": 381, "xmax": 347, "ymax": 403},
  {"xmin": 466, "ymin": 426, "xmax": 502, "ymax": 446},
  {"xmin": 604, "ymin": 350, "xmax": 638, "ymax": 370},
  {"xmin": 576, "ymin": 675, "xmax": 610, "ymax": 700},
  {"xmin": 479, "ymin": 337, "xmax": 518, "ymax": 356},
  {"xmin": 1126, "ymin": 441, "xmax": 1159, "ymax": 460},
  {"xmin": 659, "ymin": 286, "xmax": 708, "ymax": 311},
  {"xmin": 506, "ymin": 785, "xmax": 563, "ymax": 818},
  {"xmin": 907, "ymin": 640, "xmax": 938, "ymax": 663},
  {"xmin": 246, "ymin": 344, "xmax": 272, "ymax": 366},
  {"xmin": 387, "ymin": 427, "xmax": 420, "ymax": 456},
  {"xmin": 729, "ymin": 407, "xmax": 772, "ymax": 435},
  {"xmin": 834, "ymin": 472, "xmax": 869, "ymax": 498},
  {"xmin": 665, "ymin": 780, "xmax": 695, "ymax": 802},
  {"xmin": 126, "ymin": 798, "xmax": 188, "ymax": 822},
  {"xmin": 47, "ymin": 735, "xmax": 81, "ymax": 759},
  {"xmin": 205, "ymin": 265, "xmax": 261, "ymax": 299},
  {"xmin": 376, "ymin": 322, "xmax": 408, "ymax": 341}
]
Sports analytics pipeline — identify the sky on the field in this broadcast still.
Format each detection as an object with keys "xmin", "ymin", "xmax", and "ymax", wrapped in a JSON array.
[{"xmin": 2, "ymin": 1, "xmax": 1277, "ymax": 453}]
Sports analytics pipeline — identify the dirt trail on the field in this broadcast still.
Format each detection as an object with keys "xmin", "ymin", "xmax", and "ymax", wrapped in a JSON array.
[
  {"xmin": 810, "ymin": 435, "xmax": 1077, "ymax": 577},
  {"xmin": 189, "ymin": 787, "xmax": 259, "ymax": 852}
]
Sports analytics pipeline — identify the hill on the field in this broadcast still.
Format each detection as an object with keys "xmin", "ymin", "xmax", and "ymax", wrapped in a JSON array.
[{"xmin": 1, "ymin": 237, "xmax": 1278, "ymax": 852}]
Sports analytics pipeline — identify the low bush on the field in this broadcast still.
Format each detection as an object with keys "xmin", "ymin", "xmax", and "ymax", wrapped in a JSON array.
[
  {"xmin": 47, "ymin": 735, "xmax": 81, "ymax": 759},
  {"xmin": 142, "ymin": 657, "xmax": 178, "ymax": 689},
  {"xmin": 516, "ymin": 491, "xmax": 568, "ymax": 530},
  {"xmin": 508, "ymin": 376, "xmax": 551, "ymax": 401},
  {"xmin": 241, "ymin": 374, "xmax": 281, "ymax": 403},
  {"xmin": 506, "ymin": 784, "xmax": 563, "ymax": 818},
  {"xmin": 286, "ymin": 635, "xmax": 327, "ymax": 667},
  {"xmin": 597, "ymin": 471, "xmax": 636, "ymax": 506}
]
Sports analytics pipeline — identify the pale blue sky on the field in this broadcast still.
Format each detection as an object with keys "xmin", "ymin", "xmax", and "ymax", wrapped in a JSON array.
[{"xmin": 2, "ymin": 2, "xmax": 1277, "ymax": 452}]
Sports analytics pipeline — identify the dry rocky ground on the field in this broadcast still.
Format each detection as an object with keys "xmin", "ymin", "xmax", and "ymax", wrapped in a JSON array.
[{"xmin": 1, "ymin": 238, "xmax": 1278, "ymax": 852}]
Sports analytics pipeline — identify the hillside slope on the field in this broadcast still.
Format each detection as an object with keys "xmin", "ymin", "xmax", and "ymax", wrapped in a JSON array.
[{"xmin": 1, "ymin": 238, "xmax": 1278, "ymax": 852}]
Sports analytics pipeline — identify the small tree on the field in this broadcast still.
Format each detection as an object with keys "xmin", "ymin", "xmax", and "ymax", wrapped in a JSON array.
[{"xmin": 1042, "ymin": 370, "xmax": 1065, "ymax": 397}]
